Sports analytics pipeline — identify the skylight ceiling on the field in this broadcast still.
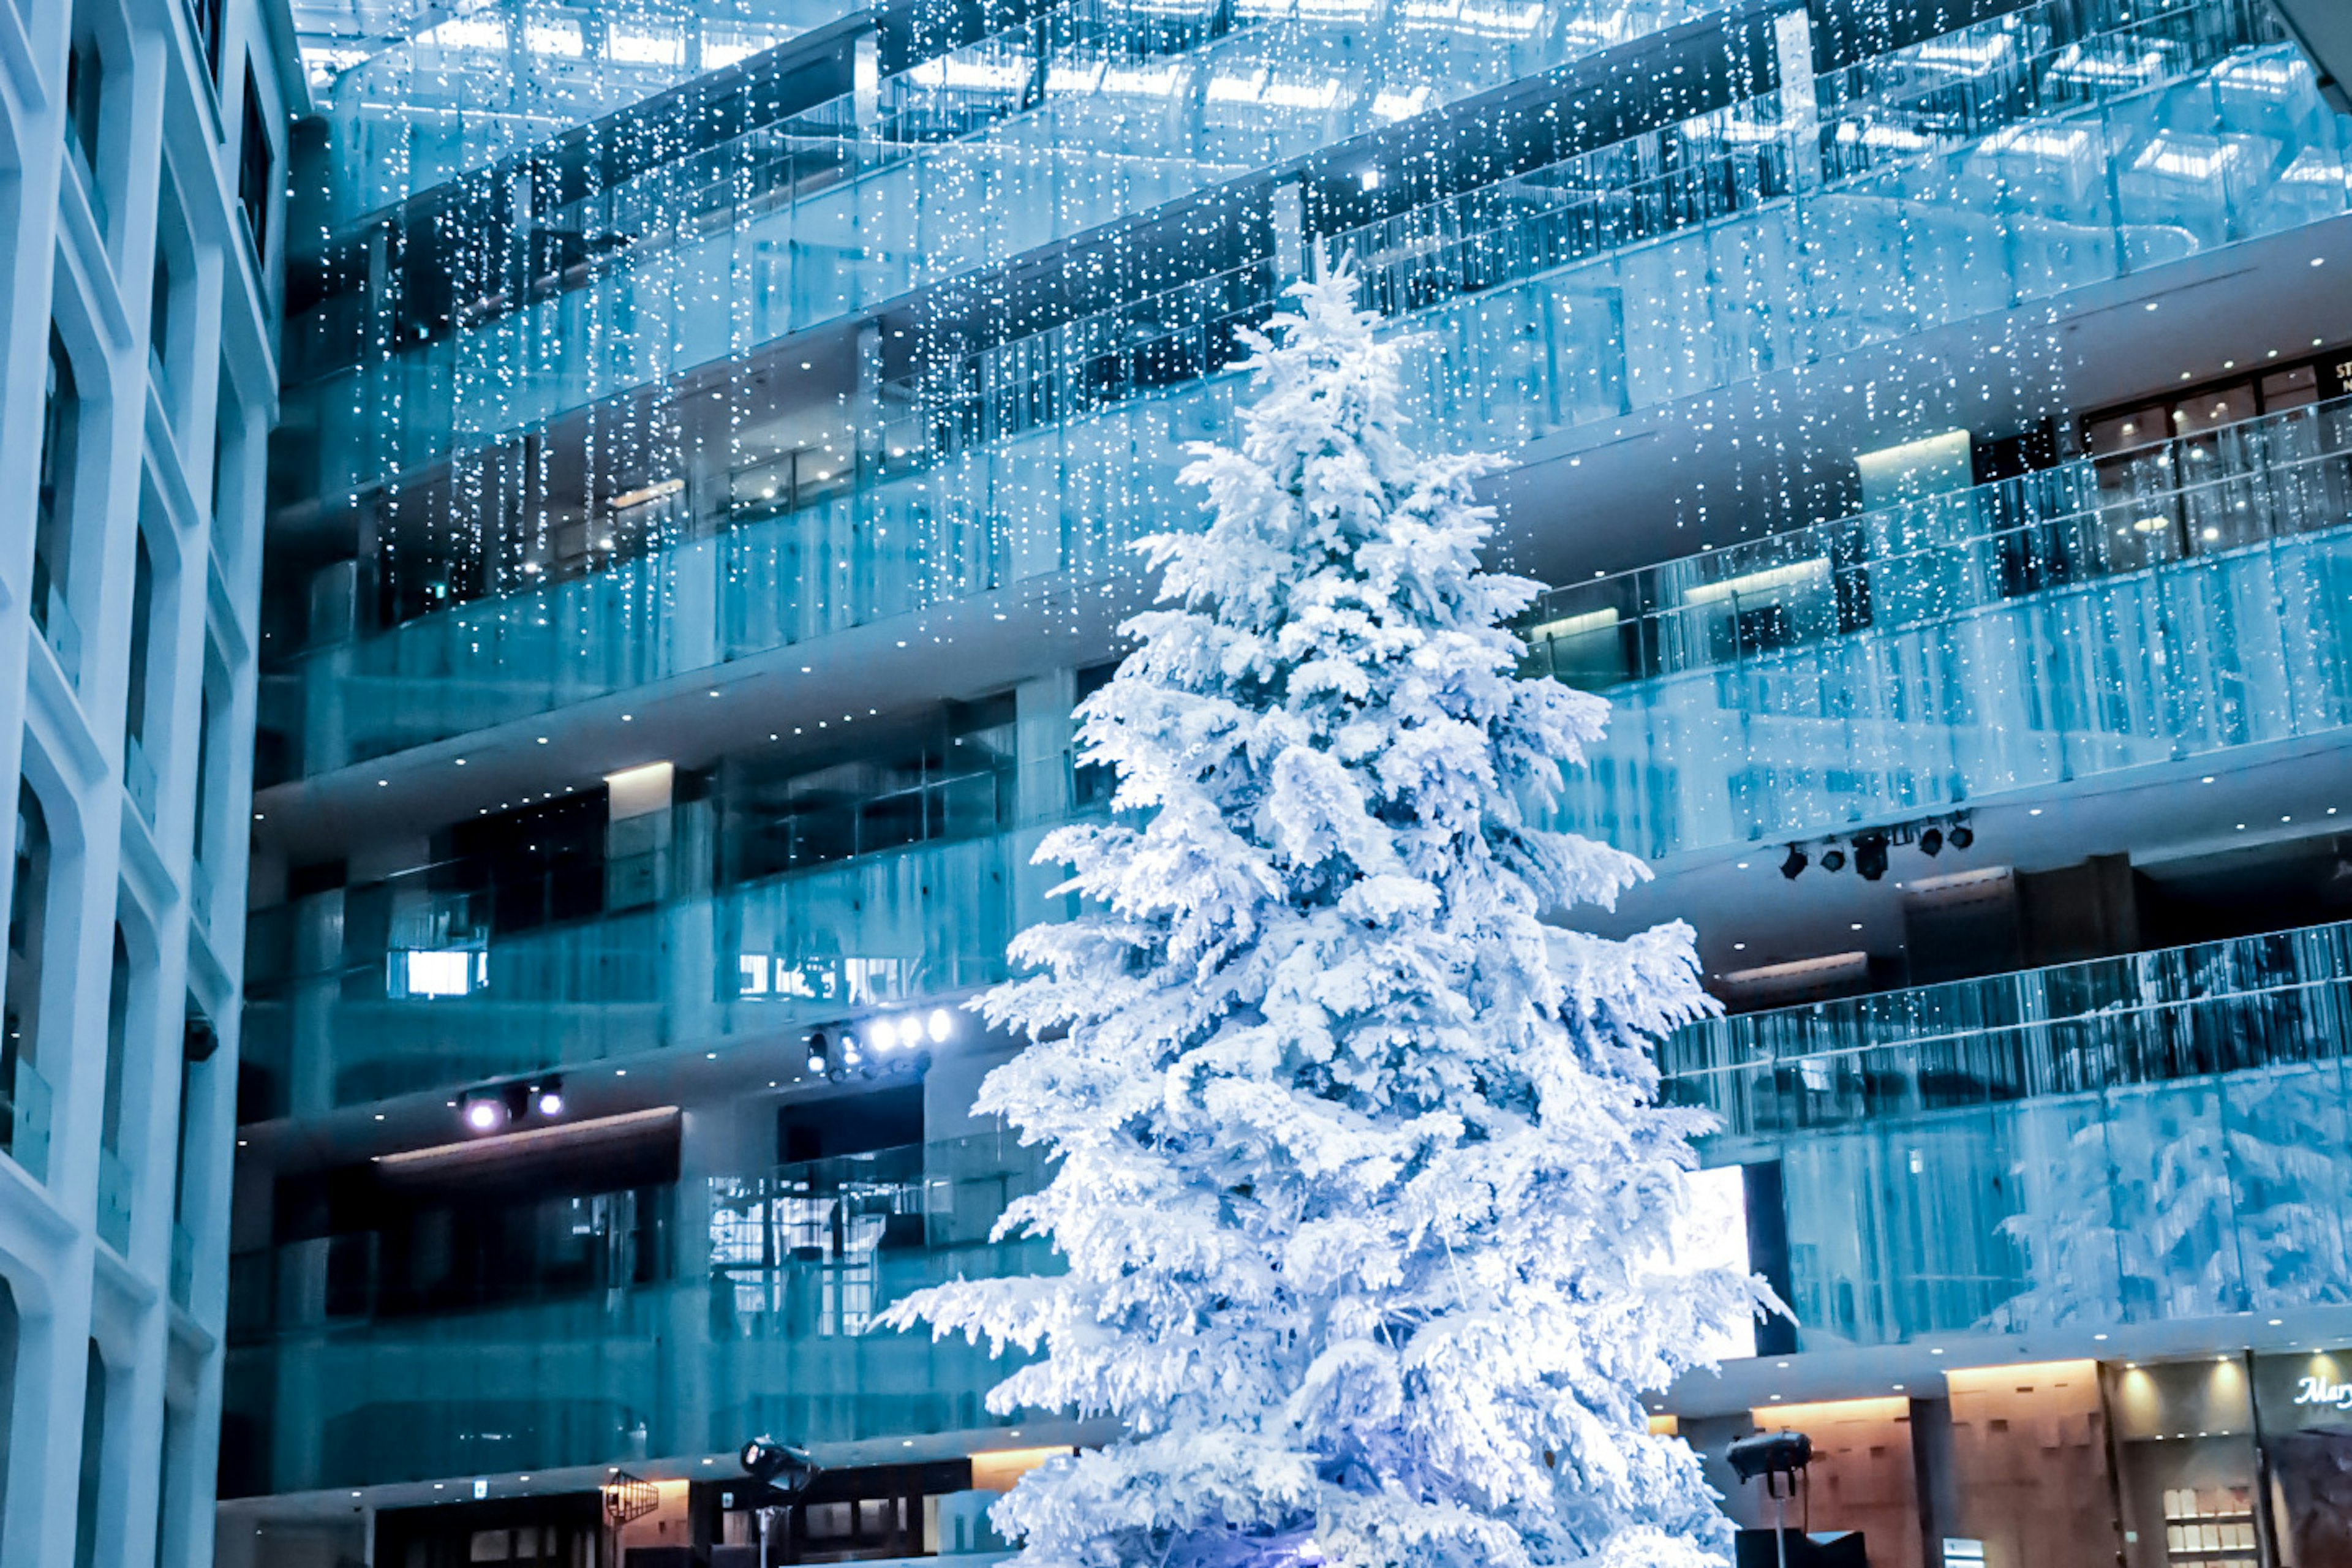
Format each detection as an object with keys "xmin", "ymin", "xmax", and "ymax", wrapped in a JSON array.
[{"xmin": 294, "ymin": 0, "xmax": 851, "ymax": 219}]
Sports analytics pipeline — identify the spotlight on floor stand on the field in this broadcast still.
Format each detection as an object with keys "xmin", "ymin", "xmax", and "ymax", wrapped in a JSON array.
[
  {"xmin": 805, "ymin": 1029, "xmax": 829, "ymax": 1075},
  {"xmin": 1820, "ymin": 847, "xmax": 1847, "ymax": 873},
  {"xmin": 1918, "ymin": 825, "xmax": 1943, "ymax": 857},
  {"xmin": 1854, "ymin": 834, "xmax": 1889, "ymax": 882},
  {"xmin": 739, "ymin": 1436, "xmax": 816, "ymax": 1499},
  {"xmin": 1950, "ymin": 823, "xmax": 1975, "ymax": 851},
  {"xmin": 1780, "ymin": 846, "xmax": 1808, "ymax": 881}
]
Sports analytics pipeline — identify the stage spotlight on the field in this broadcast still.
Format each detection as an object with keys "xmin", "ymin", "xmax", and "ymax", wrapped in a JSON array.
[
  {"xmin": 535, "ymin": 1077, "xmax": 564, "ymax": 1117},
  {"xmin": 1821, "ymin": 848, "xmax": 1847, "ymax": 873},
  {"xmin": 1918, "ymin": 826, "xmax": 1943, "ymax": 857},
  {"xmin": 805, "ymin": 1030, "xmax": 829, "ymax": 1074},
  {"xmin": 1854, "ymin": 834, "xmax": 1889, "ymax": 882},
  {"xmin": 1781, "ymin": 846, "xmax": 1807, "ymax": 880},
  {"xmin": 739, "ymin": 1436, "xmax": 816, "ymax": 1498},
  {"xmin": 461, "ymin": 1094, "xmax": 506, "ymax": 1134},
  {"xmin": 1950, "ymin": 823, "xmax": 1975, "ymax": 850},
  {"xmin": 927, "ymin": 1008, "xmax": 952, "ymax": 1043}
]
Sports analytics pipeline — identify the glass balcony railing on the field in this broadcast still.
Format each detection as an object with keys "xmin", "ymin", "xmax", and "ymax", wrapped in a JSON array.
[
  {"xmin": 189, "ymin": 856, "xmax": 216, "ymax": 941},
  {"xmin": 222, "ymin": 1134, "xmax": 1050, "ymax": 1495},
  {"xmin": 243, "ymin": 392, "xmax": 2352, "ymax": 1114},
  {"xmin": 290, "ymin": 0, "xmax": 2309, "ymax": 522},
  {"xmin": 239, "ymin": 824, "xmax": 1079, "ymax": 1118},
  {"xmin": 30, "ymin": 575, "xmax": 81, "ymax": 687},
  {"xmin": 292, "ymin": 0, "xmax": 1735, "ymax": 407},
  {"xmin": 97, "ymin": 1145, "xmax": 132, "ymax": 1255},
  {"xmin": 124, "ymin": 734, "xmax": 159, "ymax": 824},
  {"xmin": 1536, "ymin": 394, "xmax": 2352, "ymax": 858},
  {"xmin": 1, "ymin": 1055, "xmax": 52, "ymax": 1182},
  {"xmin": 171, "ymin": 1221, "xmax": 195, "ymax": 1308},
  {"xmin": 268, "ymin": 7, "xmax": 2350, "ymax": 780},
  {"xmin": 1670, "ymin": 917, "xmax": 2352, "ymax": 1348},
  {"xmin": 227, "ymin": 921, "xmax": 2352, "ymax": 1494}
]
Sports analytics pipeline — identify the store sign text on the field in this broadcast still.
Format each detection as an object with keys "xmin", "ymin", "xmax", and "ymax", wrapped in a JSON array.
[{"xmin": 2293, "ymin": 1375, "xmax": 2352, "ymax": 1410}]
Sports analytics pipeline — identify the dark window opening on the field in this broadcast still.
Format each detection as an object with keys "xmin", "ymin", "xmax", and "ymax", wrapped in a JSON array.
[{"xmin": 237, "ymin": 65, "xmax": 270, "ymax": 262}]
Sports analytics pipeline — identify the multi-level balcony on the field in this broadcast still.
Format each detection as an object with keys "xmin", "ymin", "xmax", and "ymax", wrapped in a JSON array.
[
  {"xmin": 243, "ymin": 390, "xmax": 2352, "ymax": 1115},
  {"xmin": 1531, "ymin": 391, "xmax": 2352, "ymax": 859},
  {"xmin": 263, "ymin": 0, "xmax": 2350, "ymax": 781},
  {"xmin": 288, "ymin": 0, "xmax": 1736, "ymax": 450},
  {"xmin": 226, "ymin": 918, "xmax": 2352, "ymax": 1495}
]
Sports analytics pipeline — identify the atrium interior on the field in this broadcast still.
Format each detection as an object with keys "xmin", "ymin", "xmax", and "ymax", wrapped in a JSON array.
[{"xmin": 7, "ymin": 0, "xmax": 2352, "ymax": 1562}]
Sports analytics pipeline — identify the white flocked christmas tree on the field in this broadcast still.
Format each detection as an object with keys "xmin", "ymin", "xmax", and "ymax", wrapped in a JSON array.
[{"xmin": 885, "ymin": 267, "xmax": 1765, "ymax": 1568}]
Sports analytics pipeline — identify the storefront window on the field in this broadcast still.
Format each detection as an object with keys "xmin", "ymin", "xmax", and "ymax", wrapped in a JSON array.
[
  {"xmin": 2106, "ymin": 1357, "xmax": 2261, "ymax": 1568},
  {"xmin": 2252, "ymin": 1348, "xmax": 2352, "ymax": 1566}
]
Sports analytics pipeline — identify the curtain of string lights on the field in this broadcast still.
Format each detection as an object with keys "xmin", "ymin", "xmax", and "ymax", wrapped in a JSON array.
[{"xmin": 272, "ymin": 0, "xmax": 2348, "ymax": 785}]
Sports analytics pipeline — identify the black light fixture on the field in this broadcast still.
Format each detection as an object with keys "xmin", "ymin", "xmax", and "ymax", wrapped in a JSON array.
[
  {"xmin": 1950, "ymin": 822, "xmax": 1975, "ymax": 850},
  {"xmin": 1780, "ymin": 845, "xmax": 1808, "ymax": 881},
  {"xmin": 805, "ymin": 1029, "xmax": 829, "ymax": 1075},
  {"xmin": 1918, "ymin": 825, "xmax": 1943, "ymax": 857},
  {"xmin": 533, "ymin": 1076, "xmax": 564, "ymax": 1117},
  {"xmin": 739, "ymin": 1436, "xmax": 816, "ymax": 1498},
  {"xmin": 1853, "ymin": 833, "xmax": 1889, "ymax": 882},
  {"xmin": 460, "ymin": 1091, "xmax": 508, "ymax": 1134},
  {"xmin": 1821, "ymin": 847, "xmax": 1847, "ymax": 873}
]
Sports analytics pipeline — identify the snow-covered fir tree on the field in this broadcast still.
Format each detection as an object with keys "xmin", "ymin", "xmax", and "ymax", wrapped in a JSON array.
[{"xmin": 884, "ymin": 268, "xmax": 1764, "ymax": 1568}]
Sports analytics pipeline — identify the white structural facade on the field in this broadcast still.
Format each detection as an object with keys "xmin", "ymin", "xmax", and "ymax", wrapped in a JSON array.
[{"xmin": 0, "ymin": 0, "xmax": 294, "ymax": 1564}]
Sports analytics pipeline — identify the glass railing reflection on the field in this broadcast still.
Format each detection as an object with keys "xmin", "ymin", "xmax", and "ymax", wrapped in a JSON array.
[
  {"xmin": 1536, "ymin": 395, "xmax": 2352, "ymax": 858},
  {"xmin": 239, "ymin": 826, "xmax": 1077, "ymax": 1117},
  {"xmin": 0, "ymin": 1056, "xmax": 51, "ymax": 1183},
  {"xmin": 222, "ymin": 1134, "xmax": 1050, "ymax": 1494},
  {"xmin": 97, "ymin": 1145, "xmax": 132, "ymax": 1255},
  {"xmin": 1668, "ymin": 918, "xmax": 2352, "ymax": 1348}
]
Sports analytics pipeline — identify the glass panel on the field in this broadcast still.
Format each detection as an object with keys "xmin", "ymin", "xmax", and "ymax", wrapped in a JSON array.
[{"xmin": 224, "ymin": 1133, "xmax": 1047, "ymax": 1494}]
